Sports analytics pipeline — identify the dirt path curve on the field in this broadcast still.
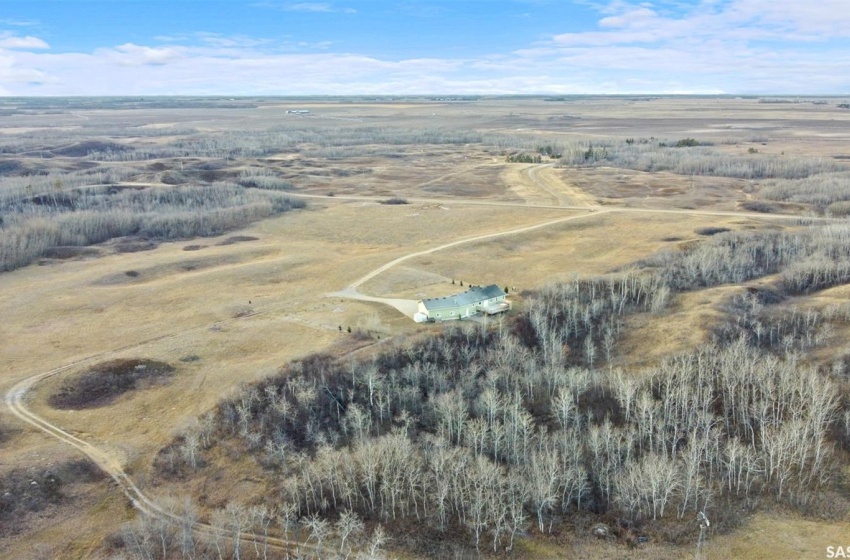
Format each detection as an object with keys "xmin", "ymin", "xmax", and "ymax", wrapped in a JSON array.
[
  {"xmin": 328, "ymin": 209, "xmax": 608, "ymax": 316},
  {"xmin": 2, "ymin": 166, "xmax": 829, "ymax": 553},
  {"xmin": 7, "ymin": 374, "xmax": 313, "ymax": 553},
  {"xmin": 320, "ymin": 160, "xmax": 829, "ymax": 316},
  {"xmin": 3, "ymin": 326, "xmax": 316, "ymax": 555}
]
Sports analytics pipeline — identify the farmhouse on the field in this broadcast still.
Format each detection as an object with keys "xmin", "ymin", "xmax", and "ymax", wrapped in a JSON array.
[{"xmin": 414, "ymin": 284, "xmax": 509, "ymax": 323}]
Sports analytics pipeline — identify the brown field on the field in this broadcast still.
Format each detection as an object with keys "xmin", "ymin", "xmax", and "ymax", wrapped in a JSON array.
[{"xmin": 1, "ymin": 96, "xmax": 849, "ymax": 559}]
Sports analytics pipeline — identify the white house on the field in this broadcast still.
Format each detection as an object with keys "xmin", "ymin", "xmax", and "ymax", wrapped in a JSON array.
[{"xmin": 414, "ymin": 284, "xmax": 509, "ymax": 323}]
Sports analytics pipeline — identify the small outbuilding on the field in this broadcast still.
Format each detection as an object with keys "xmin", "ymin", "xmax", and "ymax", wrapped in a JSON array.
[{"xmin": 414, "ymin": 284, "xmax": 509, "ymax": 323}]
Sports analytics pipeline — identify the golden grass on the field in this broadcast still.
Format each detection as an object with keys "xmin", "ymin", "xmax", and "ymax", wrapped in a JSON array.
[
  {"xmin": 0, "ymin": 447, "xmax": 130, "ymax": 560},
  {"xmin": 616, "ymin": 286, "xmax": 737, "ymax": 369},
  {"xmin": 3, "ymin": 97, "xmax": 850, "ymax": 558},
  {"xmin": 400, "ymin": 212, "xmax": 776, "ymax": 293},
  {"xmin": 2, "ymin": 201, "xmax": 572, "ymax": 471},
  {"xmin": 709, "ymin": 512, "xmax": 850, "ymax": 560}
]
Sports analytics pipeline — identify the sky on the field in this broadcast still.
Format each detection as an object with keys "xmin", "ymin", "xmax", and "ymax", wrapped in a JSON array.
[{"xmin": 1, "ymin": 0, "xmax": 849, "ymax": 96}]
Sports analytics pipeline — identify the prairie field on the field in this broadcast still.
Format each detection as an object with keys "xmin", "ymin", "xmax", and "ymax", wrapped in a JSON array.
[{"xmin": 1, "ymin": 96, "xmax": 850, "ymax": 559}]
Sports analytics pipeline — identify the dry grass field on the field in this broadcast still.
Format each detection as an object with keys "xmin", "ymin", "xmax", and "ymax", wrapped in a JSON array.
[{"xmin": 1, "ymin": 96, "xmax": 849, "ymax": 559}]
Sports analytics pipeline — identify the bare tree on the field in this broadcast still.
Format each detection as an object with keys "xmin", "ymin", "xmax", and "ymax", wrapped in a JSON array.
[
  {"xmin": 225, "ymin": 502, "xmax": 251, "ymax": 560},
  {"xmin": 302, "ymin": 512, "xmax": 331, "ymax": 557},
  {"xmin": 336, "ymin": 509, "xmax": 365, "ymax": 557}
]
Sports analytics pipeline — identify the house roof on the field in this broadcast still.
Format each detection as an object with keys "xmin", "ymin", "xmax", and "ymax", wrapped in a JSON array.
[{"xmin": 420, "ymin": 284, "xmax": 505, "ymax": 311}]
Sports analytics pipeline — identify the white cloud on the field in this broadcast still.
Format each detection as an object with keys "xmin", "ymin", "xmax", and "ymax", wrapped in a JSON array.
[
  {"xmin": 527, "ymin": 0, "xmax": 850, "ymax": 93},
  {"xmin": 553, "ymin": 0, "xmax": 850, "ymax": 47},
  {"xmin": 2, "ymin": 2, "xmax": 850, "ymax": 96},
  {"xmin": 598, "ymin": 6, "xmax": 657, "ymax": 28},
  {"xmin": 286, "ymin": 2, "xmax": 333, "ymax": 12},
  {"xmin": 196, "ymin": 33, "xmax": 274, "ymax": 48},
  {"xmin": 0, "ymin": 51, "xmax": 49, "ymax": 87},
  {"xmin": 97, "ymin": 43, "xmax": 183, "ymax": 66},
  {"xmin": 0, "ymin": 34, "xmax": 49, "ymax": 50},
  {"xmin": 729, "ymin": 0, "xmax": 850, "ymax": 37}
]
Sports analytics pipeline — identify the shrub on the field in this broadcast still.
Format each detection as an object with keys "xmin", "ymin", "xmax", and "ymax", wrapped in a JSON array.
[
  {"xmin": 694, "ymin": 227, "xmax": 730, "ymax": 236},
  {"xmin": 160, "ymin": 171, "xmax": 188, "ymax": 185},
  {"xmin": 41, "ymin": 246, "xmax": 99, "ymax": 259},
  {"xmin": 0, "ymin": 459, "xmax": 103, "ymax": 537},
  {"xmin": 506, "ymin": 153, "xmax": 543, "ymax": 163},
  {"xmin": 675, "ymin": 138, "xmax": 700, "ymax": 147},
  {"xmin": 216, "ymin": 235, "xmax": 259, "ymax": 246},
  {"xmin": 741, "ymin": 201, "xmax": 777, "ymax": 213},
  {"xmin": 827, "ymin": 201, "xmax": 850, "ymax": 217},
  {"xmin": 380, "ymin": 197, "xmax": 409, "ymax": 205},
  {"xmin": 49, "ymin": 359, "xmax": 175, "ymax": 409}
]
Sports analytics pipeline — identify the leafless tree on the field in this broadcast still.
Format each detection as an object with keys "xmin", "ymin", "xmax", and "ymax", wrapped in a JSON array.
[
  {"xmin": 302, "ymin": 513, "xmax": 331, "ymax": 558},
  {"xmin": 336, "ymin": 509, "xmax": 364, "ymax": 557}
]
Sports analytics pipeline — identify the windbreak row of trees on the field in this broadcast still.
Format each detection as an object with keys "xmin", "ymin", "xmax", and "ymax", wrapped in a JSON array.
[{"xmin": 0, "ymin": 127, "xmax": 198, "ymax": 156}]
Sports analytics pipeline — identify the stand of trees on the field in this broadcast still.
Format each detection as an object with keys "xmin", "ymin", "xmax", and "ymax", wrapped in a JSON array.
[
  {"xmin": 760, "ymin": 171, "xmax": 850, "ymax": 215},
  {"xmin": 552, "ymin": 139, "xmax": 840, "ymax": 179},
  {"xmin": 0, "ymin": 182, "xmax": 304, "ymax": 272},
  {"xmin": 117, "ymin": 496, "xmax": 389, "ymax": 560},
  {"xmin": 639, "ymin": 222, "xmax": 850, "ymax": 294},
  {"xmin": 505, "ymin": 153, "xmax": 542, "ymax": 164},
  {"xmin": 158, "ymin": 271, "xmax": 848, "ymax": 556}
]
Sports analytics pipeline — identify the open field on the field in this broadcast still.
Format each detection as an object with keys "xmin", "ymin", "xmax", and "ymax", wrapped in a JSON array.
[{"xmin": 2, "ymin": 96, "xmax": 850, "ymax": 559}]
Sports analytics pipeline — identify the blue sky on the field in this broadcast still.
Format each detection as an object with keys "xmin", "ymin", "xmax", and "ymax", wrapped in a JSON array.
[{"xmin": 1, "ymin": 0, "xmax": 849, "ymax": 95}]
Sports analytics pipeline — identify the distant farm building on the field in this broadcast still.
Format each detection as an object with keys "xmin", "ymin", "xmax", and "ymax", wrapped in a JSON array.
[{"xmin": 414, "ymin": 284, "xmax": 509, "ymax": 323}]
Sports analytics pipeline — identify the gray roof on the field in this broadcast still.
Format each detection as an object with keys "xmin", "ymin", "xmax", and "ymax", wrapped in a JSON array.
[{"xmin": 421, "ymin": 284, "xmax": 505, "ymax": 311}]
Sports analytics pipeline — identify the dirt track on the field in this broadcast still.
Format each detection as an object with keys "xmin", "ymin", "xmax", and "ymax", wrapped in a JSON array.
[
  {"xmin": 4, "ymin": 335, "xmax": 315, "ymax": 555},
  {"xmin": 329, "ymin": 209, "xmax": 609, "ymax": 316},
  {"xmin": 1, "ymin": 162, "xmax": 830, "ymax": 553},
  {"xmin": 290, "ymin": 161, "xmax": 827, "ymax": 223}
]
